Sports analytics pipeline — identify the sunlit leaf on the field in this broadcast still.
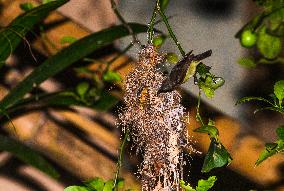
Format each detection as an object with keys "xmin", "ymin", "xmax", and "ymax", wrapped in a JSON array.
[
  {"xmin": 0, "ymin": 0, "xmax": 69, "ymax": 66},
  {"xmin": 196, "ymin": 176, "xmax": 217, "ymax": 191},
  {"xmin": 84, "ymin": 177, "xmax": 105, "ymax": 191},
  {"xmin": 180, "ymin": 180, "xmax": 195, "ymax": 191},
  {"xmin": 103, "ymin": 180, "xmax": 114, "ymax": 191},
  {"xmin": 0, "ymin": 134, "xmax": 59, "ymax": 178},
  {"xmin": 274, "ymin": 80, "xmax": 284, "ymax": 105}
]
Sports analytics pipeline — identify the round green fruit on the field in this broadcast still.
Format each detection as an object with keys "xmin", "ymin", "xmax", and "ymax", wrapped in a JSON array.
[{"xmin": 240, "ymin": 30, "xmax": 257, "ymax": 48}]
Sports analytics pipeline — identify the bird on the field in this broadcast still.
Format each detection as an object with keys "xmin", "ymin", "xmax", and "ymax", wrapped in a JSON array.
[{"xmin": 157, "ymin": 49, "xmax": 212, "ymax": 94}]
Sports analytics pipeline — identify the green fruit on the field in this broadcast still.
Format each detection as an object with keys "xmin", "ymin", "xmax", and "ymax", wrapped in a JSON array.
[
  {"xmin": 240, "ymin": 30, "xmax": 257, "ymax": 48},
  {"xmin": 153, "ymin": 35, "xmax": 166, "ymax": 48},
  {"xmin": 166, "ymin": 52, "xmax": 179, "ymax": 64}
]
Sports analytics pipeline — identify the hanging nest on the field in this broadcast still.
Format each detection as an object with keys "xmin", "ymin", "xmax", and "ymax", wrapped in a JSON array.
[{"xmin": 119, "ymin": 45, "xmax": 189, "ymax": 191}]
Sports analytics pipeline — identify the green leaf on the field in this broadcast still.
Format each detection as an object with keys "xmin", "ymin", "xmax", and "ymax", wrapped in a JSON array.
[
  {"xmin": 84, "ymin": 177, "xmax": 105, "ymax": 191},
  {"xmin": 199, "ymin": 82, "xmax": 214, "ymax": 98},
  {"xmin": 196, "ymin": 63, "xmax": 211, "ymax": 79},
  {"xmin": 0, "ymin": 134, "xmax": 59, "ymax": 178},
  {"xmin": 103, "ymin": 180, "xmax": 114, "ymax": 191},
  {"xmin": 237, "ymin": 57, "xmax": 257, "ymax": 68},
  {"xmin": 0, "ymin": 0, "xmax": 69, "ymax": 66},
  {"xmin": 64, "ymin": 186, "xmax": 90, "ymax": 191},
  {"xmin": 255, "ymin": 139, "xmax": 284, "ymax": 165},
  {"xmin": 235, "ymin": 96, "xmax": 273, "ymax": 105},
  {"xmin": 210, "ymin": 77, "xmax": 225, "ymax": 89},
  {"xmin": 60, "ymin": 36, "xmax": 78, "ymax": 44},
  {"xmin": 117, "ymin": 179, "xmax": 124, "ymax": 189},
  {"xmin": 76, "ymin": 82, "xmax": 90, "ymax": 97},
  {"xmin": 196, "ymin": 176, "xmax": 217, "ymax": 191},
  {"xmin": 198, "ymin": 76, "xmax": 224, "ymax": 98},
  {"xmin": 274, "ymin": 80, "xmax": 284, "ymax": 105},
  {"xmin": 194, "ymin": 125, "xmax": 219, "ymax": 140},
  {"xmin": 202, "ymin": 140, "xmax": 232, "ymax": 173},
  {"xmin": 276, "ymin": 126, "xmax": 284, "ymax": 140},
  {"xmin": 180, "ymin": 180, "xmax": 195, "ymax": 191},
  {"xmin": 19, "ymin": 3, "xmax": 35, "ymax": 11},
  {"xmin": 103, "ymin": 71, "xmax": 122, "ymax": 82},
  {"xmin": 255, "ymin": 0, "xmax": 284, "ymax": 11},
  {"xmin": 257, "ymin": 26, "xmax": 282, "ymax": 59},
  {"xmin": 8, "ymin": 90, "xmax": 118, "ymax": 112},
  {"xmin": 0, "ymin": 23, "xmax": 151, "ymax": 111},
  {"xmin": 266, "ymin": 8, "xmax": 284, "ymax": 36}
]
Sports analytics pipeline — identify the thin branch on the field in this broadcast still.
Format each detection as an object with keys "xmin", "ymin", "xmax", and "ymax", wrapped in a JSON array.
[
  {"xmin": 110, "ymin": 0, "xmax": 141, "ymax": 46},
  {"xmin": 113, "ymin": 129, "xmax": 129, "ymax": 190},
  {"xmin": 156, "ymin": 0, "xmax": 186, "ymax": 57},
  {"xmin": 147, "ymin": 6, "xmax": 158, "ymax": 44}
]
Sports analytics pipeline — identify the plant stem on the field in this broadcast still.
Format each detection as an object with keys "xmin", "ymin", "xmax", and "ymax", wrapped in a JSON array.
[
  {"xmin": 156, "ymin": 0, "xmax": 186, "ymax": 57},
  {"xmin": 110, "ymin": 0, "xmax": 141, "ymax": 46},
  {"xmin": 113, "ymin": 129, "xmax": 129, "ymax": 190},
  {"xmin": 196, "ymin": 89, "xmax": 205, "ymax": 126},
  {"xmin": 147, "ymin": 5, "xmax": 158, "ymax": 44}
]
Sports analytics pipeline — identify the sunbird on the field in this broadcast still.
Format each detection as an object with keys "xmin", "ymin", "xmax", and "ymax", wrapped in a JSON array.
[{"xmin": 158, "ymin": 50, "xmax": 212, "ymax": 94}]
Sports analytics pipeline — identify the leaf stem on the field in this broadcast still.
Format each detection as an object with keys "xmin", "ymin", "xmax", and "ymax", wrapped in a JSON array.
[
  {"xmin": 156, "ymin": 0, "xmax": 186, "ymax": 57},
  {"xmin": 113, "ymin": 129, "xmax": 129, "ymax": 190}
]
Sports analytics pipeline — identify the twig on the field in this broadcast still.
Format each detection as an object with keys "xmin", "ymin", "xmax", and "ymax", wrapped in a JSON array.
[
  {"xmin": 113, "ymin": 129, "xmax": 129, "ymax": 190},
  {"xmin": 110, "ymin": 0, "xmax": 141, "ymax": 46},
  {"xmin": 156, "ymin": 0, "xmax": 186, "ymax": 57},
  {"xmin": 147, "ymin": 5, "xmax": 158, "ymax": 44}
]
